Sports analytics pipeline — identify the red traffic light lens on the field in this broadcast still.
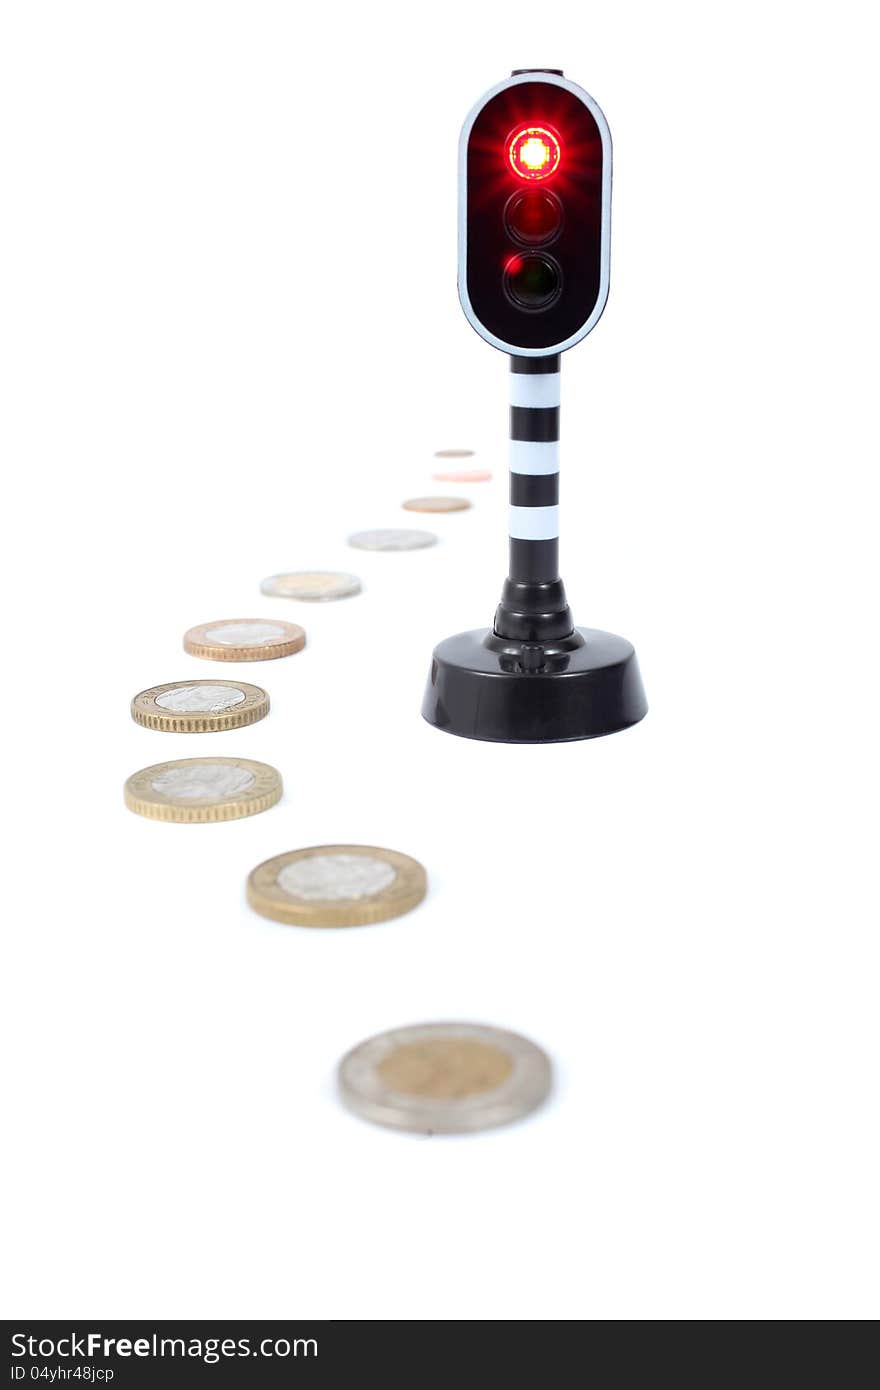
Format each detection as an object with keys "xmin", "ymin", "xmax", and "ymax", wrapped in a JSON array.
[{"xmin": 508, "ymin": 126, "xmax": 561, "ymax": 180}]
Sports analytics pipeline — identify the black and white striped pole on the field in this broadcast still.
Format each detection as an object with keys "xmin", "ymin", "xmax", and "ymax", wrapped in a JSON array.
[
  {"xmin": 502, "ymin": 354, "xmax": 567, "ymax": 641},
  {"xmin": 422, "ymin": 69, "xmax": 647, "ymax": 743}
]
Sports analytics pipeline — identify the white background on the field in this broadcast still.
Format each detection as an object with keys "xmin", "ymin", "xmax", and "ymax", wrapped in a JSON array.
[{"xmin": 1, "ymin": 0, "xmax": 877, "ymax": 1321}]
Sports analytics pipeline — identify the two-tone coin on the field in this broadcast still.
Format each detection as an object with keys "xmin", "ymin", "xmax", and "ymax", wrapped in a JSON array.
[
  {"xmin": 402, "ymin": 497, "xmax": 471, "ymax": 514},
  {"xmin": 183, "ymin": 619, "xmax": 305, "ymax": 661},
  {"xmin": 348, "ymin": 529, "xmax": 437, "ymax": 552},
  {"xmin": 131, "ymin": 680, "xmax": 269, "ymax": 732},
  {"xmin": 260, "ymin": 571, "xmax": 362, "ymax": 602},
  {"xmin": 247, "ymin": 844, "xmax": 426, "ymax": 927},
  {"xmin": 338, "ymin": 1022, "xmax": 552, "ymax": 1134},
  {"xmin": 124, "ymin": 757, "xmax": 282, "ymax": 823}
]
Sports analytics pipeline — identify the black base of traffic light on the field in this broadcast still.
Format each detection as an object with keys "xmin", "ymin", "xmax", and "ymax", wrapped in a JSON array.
[{"xmin": 421, "ymin": 626, "xmax": 647, "ymax": 744}]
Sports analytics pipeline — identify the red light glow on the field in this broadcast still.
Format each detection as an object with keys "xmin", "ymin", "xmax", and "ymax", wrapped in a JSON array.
[{"xmin": 508, "ymin": 126, "xmax": 561, "ymax": 180}]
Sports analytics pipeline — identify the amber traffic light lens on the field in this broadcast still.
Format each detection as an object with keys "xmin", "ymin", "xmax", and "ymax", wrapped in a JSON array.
[{"xmin": 504, "ymin": 189, "xmax": 563, "ymax": 246}]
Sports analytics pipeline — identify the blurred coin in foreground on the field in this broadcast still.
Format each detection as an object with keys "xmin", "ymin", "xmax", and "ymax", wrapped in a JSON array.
[
  {"xmin": 124, "ymin": 757, "xmax": 282, "ymax": 823},
  {"xmin": 260, "ymin": 571, "xmax": 362, "ymax": 602},
  {"xmin": 432, "ymin": 468, "xmax": 492, "ymax": 483},
  {"xmin": 433, "ymin": 449, "xmax": 475, "ymax": 458},
  {"xmin": 183, "ymin": 618, "xmax": 305, "ymax": 661},
  {"xmin": 131, "ymin": 679, "xmax": 269, "ymax": 732},
  {"xmin": 247, "ymin": 844, "xmax": 426, "ymax": 926},
  {"xmin": 402, "ymin": 496, "xmax": 471, "ymax": 514},
  {"xmin": 348, "ymin": 529, "xmax": 437, "ymax": 552},
  {"xmin": 338, "ymin": 1022, "xmax": 552, "ymax": 1135}
]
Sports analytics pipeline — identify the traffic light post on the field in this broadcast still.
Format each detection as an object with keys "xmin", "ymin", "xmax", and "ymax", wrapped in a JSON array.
[
  {"xmin": 502, "ymin": 353, "xmax": 566, "ymax": 642},
  {"xmin": 422, "ymin": 69, "xmax": 647, "ymax": 743}
]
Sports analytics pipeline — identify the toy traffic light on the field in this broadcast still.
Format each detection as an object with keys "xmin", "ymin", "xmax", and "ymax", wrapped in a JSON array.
[{"xmin": 422, "ymin": 70, "xmax": 647, "ymax": 743}]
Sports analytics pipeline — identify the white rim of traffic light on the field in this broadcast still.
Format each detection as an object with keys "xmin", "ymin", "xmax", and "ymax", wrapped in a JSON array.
[{"xmin": 458, "ymin": 71, "xmax": 612, "ymax": 357}]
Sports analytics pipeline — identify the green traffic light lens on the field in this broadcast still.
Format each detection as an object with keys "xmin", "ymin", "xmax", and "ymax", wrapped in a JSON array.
[{"xmin": 503, "ymin": 254, "xmax": 562, "ymax": 312}]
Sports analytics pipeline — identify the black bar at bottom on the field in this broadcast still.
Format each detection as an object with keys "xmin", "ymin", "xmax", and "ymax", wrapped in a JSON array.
[
  {"xmin": 1, "ymin": 1319, "xmax": 570, "ymax": 1384},
  {"xmin": 3, "ymin": 1318, "xmax": 843, "ymax": 1381}
]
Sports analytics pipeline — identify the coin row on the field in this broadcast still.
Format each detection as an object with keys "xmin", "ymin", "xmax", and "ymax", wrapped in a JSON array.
[
  {"xmin": 123, "ymin": 460, "xmax": 554, "ymax": 1133},
  {"xmin": 123, "ymin": 759, "xmax": 551, "ymax": 1129},
  {"xmin": 124, "ymin": 768, "xmax": 425, "ymax": 923}
]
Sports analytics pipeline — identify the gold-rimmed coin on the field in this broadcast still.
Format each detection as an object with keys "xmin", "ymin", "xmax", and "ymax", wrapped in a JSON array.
[
  {"xmin": 247, "ymin": 844, "xmax": 427, "ymax": 927},
  {"xmin": 260, "ymin": 571, "xmax": 362, "ymax": 602},
  {"xmin": 338, "ymin": 1022, "xmax": 552, "ymax": 1134},
  {"xmin": 131, "ymin": 680, "xmax": 269, "ymax": 733},
  {"xmin": 183, "ymin": 619, "xmax": 305, "ymax": 662},
  {"xmin": 124, "ymin": 757, "xmax": 282, "ymax": 823},
  {"xmin": 402, "ymin": 496, "xmax": 471, "ymax": 513}
]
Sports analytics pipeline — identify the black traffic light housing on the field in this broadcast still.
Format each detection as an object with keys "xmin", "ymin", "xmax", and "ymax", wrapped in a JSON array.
[
  {"xmin": 421, "ymin": 71, "xmax": 647, "ymax": 744},
  {"xmin": 460, "ymin": 71, "xmax": 610, "ymax": 354}
]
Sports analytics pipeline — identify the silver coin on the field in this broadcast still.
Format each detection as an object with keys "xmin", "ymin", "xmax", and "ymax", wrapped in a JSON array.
[
  {"xmin": 347, "ymin": 528, "xmax": 437, "ymax": 552},
  {"xmin": 260, "ymin": 571, "xmax": 362, "ymax": 602},
  {"xmin": 277, "ymin": 852, "xmax": 396, "ymax": 902},
  {"xmin": 338, "ymin": 1022, "xmax": 552, "ymax": 1135},
  {"xmin": 151, "ymin": 762, "xmax": 255, "ymax": 800},
  {"xmin": 154, "ymin": 683, "xmax": 247, "ymax": 713}
]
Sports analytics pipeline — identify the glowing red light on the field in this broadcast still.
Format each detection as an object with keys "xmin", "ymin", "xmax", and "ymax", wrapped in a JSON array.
[{"xmin": 508, "ymin": 126, "xmax": 561, "ymax": 180}]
